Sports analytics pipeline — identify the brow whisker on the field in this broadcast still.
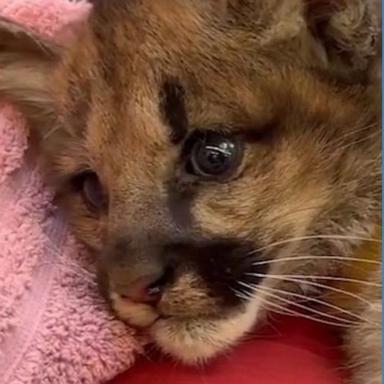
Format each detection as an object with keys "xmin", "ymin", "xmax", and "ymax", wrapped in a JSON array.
[
  {"xmin": 322, "ymin": 122, "xmax": 378, "ymax": 151},
  {"xmin": 333, "ymin": 130, "xmax": 381, "ymax": 152}
]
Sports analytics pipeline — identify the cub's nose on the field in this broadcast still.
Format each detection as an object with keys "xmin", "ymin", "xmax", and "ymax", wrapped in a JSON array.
[
  {"xmin": 105, "ymin": 239, "xmax": 176, "ymax": 305},
  {"xmin": 117, "ymin": 269, "xmax": 172, "ymax": 305}
]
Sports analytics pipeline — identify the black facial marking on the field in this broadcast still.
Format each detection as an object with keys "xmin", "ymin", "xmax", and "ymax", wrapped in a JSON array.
[
  {"xmin": 168, "ymin": 239, "xmax": 270, "ymax": 307},
  {"xmin": 160, "ymin": 80, "xmax": 188, "ymax": 144}
]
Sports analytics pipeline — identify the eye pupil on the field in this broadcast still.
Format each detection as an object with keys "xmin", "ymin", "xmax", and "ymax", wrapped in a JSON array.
[
  {"xmin": 188, "ymin": 133, "xmax": 242, "ymax": 178},
  {"xmin": 197, "ymin": 145, "xmax": 231, "ymax": 175}
]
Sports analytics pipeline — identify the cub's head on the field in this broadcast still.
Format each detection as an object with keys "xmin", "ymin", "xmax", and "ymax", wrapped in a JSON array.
[{"xmin": 0, "ymin": 0, "xmax": 381, "ymax": 364}]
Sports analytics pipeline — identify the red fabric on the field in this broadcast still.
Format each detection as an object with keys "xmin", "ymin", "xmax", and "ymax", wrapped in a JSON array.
[{"xmin": 110, "ymin": 316, "xmax": 346, "ymax": 384}]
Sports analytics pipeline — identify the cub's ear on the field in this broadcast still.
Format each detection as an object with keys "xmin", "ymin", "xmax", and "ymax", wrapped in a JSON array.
[
  {"xmin": 225, "ymin": 0, "xmax": 380, "ymax": 83},
  {"xmin": 304, "ymin": 0, "xmax": 381, "ymax": 82},
  {"xmin": 0, "ymin": 16, "xmax": 62, "ymax": 131}
]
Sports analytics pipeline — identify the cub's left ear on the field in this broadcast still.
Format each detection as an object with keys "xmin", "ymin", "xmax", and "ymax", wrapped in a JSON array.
[
  {"xmin": 304, "ymin": 0, "xmax": 381, "ymax": 82},
  {"xmin": 224, "ymin": 0, "xmax": 380, "ymax": 83},
  {"xmin": 0, "ymin": 16, "xmax": 62, "ymax": 131}
]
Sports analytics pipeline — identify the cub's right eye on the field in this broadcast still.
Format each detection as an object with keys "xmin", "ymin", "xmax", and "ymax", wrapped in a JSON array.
[
  {"xmin": 71, "ymin": 171, "xmax": 107, "ymax": 212},
  {"xmin": 184, "ymin": 132, "xmax": 244, "ymax": 180}
]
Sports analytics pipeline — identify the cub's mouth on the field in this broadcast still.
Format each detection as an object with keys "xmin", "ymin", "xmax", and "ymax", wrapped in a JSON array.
[
  {"xmin": 110, "ymin": 290, "xmax": 264, "ymax": 365},
  {"xmin": 101, "ymin": 239, "xmax": 271, "ymax": 364}
]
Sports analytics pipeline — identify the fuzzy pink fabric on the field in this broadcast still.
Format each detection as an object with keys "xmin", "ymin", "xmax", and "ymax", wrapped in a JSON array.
[{"xmin": 0, "ymin": 1, "xmax": 141, "ymax": 383}]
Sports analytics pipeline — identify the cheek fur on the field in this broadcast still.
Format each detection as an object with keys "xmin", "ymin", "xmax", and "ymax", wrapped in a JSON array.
[{"xmin": 57, "ymin": 192, "xmax": 106, "ymax": 251}]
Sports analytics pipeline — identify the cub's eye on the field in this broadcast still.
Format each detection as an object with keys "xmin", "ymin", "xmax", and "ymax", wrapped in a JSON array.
[
  {"xmin": 186, "ymin": 132, "xmax": 243, "ymax": 178},
  {"xmin": 72, "ymin": 171, "xmax": 107, "ymax": 211}
]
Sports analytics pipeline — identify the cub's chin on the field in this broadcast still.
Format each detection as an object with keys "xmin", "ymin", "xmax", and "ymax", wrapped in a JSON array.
[{"xmin": 111, "ymin": 293, "xmax": 263, "ymax": 365}]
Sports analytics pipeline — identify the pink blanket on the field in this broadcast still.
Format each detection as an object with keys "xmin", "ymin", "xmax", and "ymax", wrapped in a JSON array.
[{"xmin": 0, "ymin": 1, "xmax": 141, "ymax": 383}]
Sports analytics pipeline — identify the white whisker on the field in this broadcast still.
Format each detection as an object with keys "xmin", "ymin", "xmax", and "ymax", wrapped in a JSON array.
[
  {"xmin": 232, "ymin": 286, "xmax": 363, "ymax": 328},
  {"xmin": 252, "ymin": 255, "xmax": 382, "ymax": 267},
  {"xmin": 255, "ymin": 285, "xmax": 377, "ymax": 325},
  {"xmin": 247, "ymin": 273, "xmax": 381, "ymax": 287},
  {"xmin": 257, "ymin": 294, "xmax": 359, "ymax": 328},
  {"xmin": 322, "ymin": 122, "xmax": 378, "ymax": 151},
  {"xmin": 231, "ymin": 288, "xmax": 254, "ymax": 301},
  {"xmin": 246, "ymin": 274, "xmax": 372, "ymax": 305},
  {"xmin": 334, "ymin": 130, "xmax": 381, "ymax": 152},
  {"xmin": 238, "ymin": 281, "xmax": 360, "ymax": 326},
  {"xmin": 250, "ymin": 235, "xmax": 381, "ymax": 256},
  {"xmin": 254, "ymin": 285, "xmax": 359, "ymax": 325}
]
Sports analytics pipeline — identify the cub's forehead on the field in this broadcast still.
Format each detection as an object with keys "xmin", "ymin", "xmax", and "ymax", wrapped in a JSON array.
[
  {"xmin": 85, "ymin": 0, "xmax": 281, "ymax": 82},
  {"xmin": 60, "ymin": 0, "xmax": 282, "ymax": 101},
  {"xmin": 54, "ymin": 0, "xmax": 308, "ymax": 150},
  {"xmin": 91, "ymin": 0, "xmax": 213, "ymax": 33},
  {"xmin": 90, "ymin": 0, "xmax": 213, "ymax": 57}
]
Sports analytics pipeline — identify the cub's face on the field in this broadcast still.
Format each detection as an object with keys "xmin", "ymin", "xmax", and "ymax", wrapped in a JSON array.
[{"xmin": 0, "ymin": 0, "xmax": 380, "ymax": 364}]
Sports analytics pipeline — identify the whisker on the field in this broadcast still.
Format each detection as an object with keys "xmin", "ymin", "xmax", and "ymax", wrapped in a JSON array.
[
  {"xmin": 322, "ymin": 122, "xmax": 378, "ymax": 151},
  {"xmin": 258, "ymin": 294, "xmax": 358, "ymax": 328},
  {"xmin": 231, "ymin": 288, "xmax": 254, "ymax": 301},
  {"xmin": 239, "ymin": 282, "xmax": 359, "ymax": 325},
  {"xmin": 39, "ymin": 261, "xmax": 96, "ymax": 285},
  {"xmin": 333, "ymin": 130, "xmax": 381, "ymax": 152},
  {"xmin": 246, "ymin": 274, "xmax": 372, "ymax": 305},
  {"xmin": 247, "ymin": 273, "xmax": 381, "ymax": 287},
  {"xmin": 232, "ymin": 287, "xmax": 297, "ymax": 319},
  {"xmin": 252, "ymin": 255, "xmax": 382, "ymax": 267},
  {"xmin": 255, "ymin": 287, "xmax": 363, "ymax": 325},
  {"xmin": 232, "ymin": 287, "xmax": 362, "ymax": 328},
  {"xmin": 250, "ymin": 235, "xmax": 381, "ymax": 255},
  {"xmin": 255, "ymin": 285, "xmax": 378, "ymax": 325}
]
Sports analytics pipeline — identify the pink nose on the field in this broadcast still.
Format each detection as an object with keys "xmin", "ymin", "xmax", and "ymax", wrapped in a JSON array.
[{"xmin": 119, "ymin": 273, "xmax": 167, "ymax": 304}]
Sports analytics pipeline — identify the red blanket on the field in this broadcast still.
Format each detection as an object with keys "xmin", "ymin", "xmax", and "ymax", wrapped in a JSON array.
[{"xmin": 111, "ymin": 316, "xmax": 346, "ymax": 384}]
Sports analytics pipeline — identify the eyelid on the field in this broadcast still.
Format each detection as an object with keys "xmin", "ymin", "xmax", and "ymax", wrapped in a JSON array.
[{"xmin": 189, "ymin": 120, "xmax": 278, "ymax": 143}]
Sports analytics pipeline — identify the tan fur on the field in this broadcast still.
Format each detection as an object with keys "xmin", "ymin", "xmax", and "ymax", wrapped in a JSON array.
[
  {"xmin": 0, "ymin": 0, "xmax": 381, "ymax": 381},
  {"xmin": 344, "ymin": 270, "xmax": 382, "ymax": 384}
]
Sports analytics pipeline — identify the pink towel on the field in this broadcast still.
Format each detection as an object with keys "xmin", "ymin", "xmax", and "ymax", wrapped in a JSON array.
[{"xmin": 0, "ymin": 1, "xmax": 142, "ymax": 383}]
